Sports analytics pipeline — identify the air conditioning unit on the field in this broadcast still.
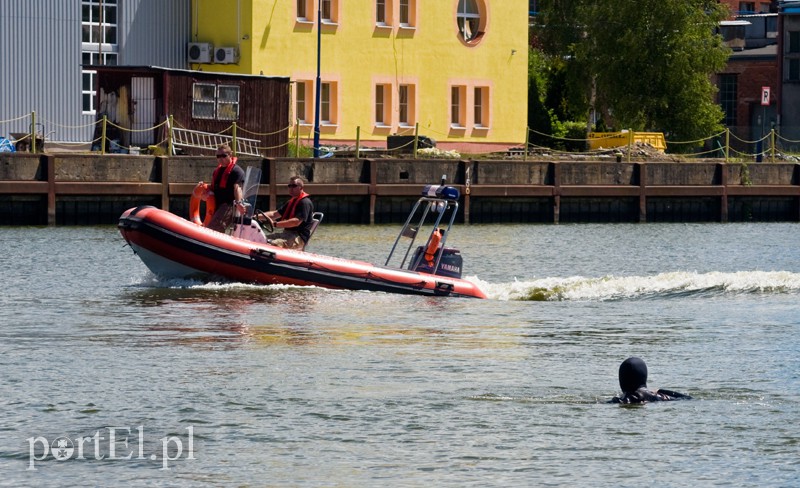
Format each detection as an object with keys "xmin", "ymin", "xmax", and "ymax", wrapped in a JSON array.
[
  {"xmin": 187, "ymin": 42, "xmax": 213, "ymax": 63},
  {"xmin": 215, "ymin": 46, "xmax": 238, "ymax": 64}
]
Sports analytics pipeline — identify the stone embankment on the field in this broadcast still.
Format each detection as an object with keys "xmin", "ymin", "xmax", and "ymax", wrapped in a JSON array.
[{"xmin": 1, "ymin": 152, "xmax": 798, "ymax": 225}]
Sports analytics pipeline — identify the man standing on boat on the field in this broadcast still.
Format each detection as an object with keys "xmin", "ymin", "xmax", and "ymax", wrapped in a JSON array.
[
  {"xmin": 207, "ymin": 143, "xmax": 246, "ymax": 233},
  {"xmin": 258, "ymin": 176, "xmax": 314, "ymax": 250}
]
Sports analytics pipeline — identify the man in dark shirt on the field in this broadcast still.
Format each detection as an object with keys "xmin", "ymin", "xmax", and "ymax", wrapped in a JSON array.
[
  {"xmin": 259, "ymin": 176, "xmax": 314, "ymax": 250},
  {"xmin": 207, "ymin": 143, "xmax": 246, "ymax": 233}
]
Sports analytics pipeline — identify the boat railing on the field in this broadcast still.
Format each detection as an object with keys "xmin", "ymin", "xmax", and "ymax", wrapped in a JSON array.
[{"xmin": 385, "ymin": 186, "xmax": 460, "ymax": 274}]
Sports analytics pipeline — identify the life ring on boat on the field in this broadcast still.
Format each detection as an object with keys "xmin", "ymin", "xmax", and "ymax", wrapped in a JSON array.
[
  {"xmin": 189, "ymin": 182, "xmax": 216, "ymax": 227},
  {"xmin": 424, "ymin": 228, "xmax": 443, "ymax": 266}
]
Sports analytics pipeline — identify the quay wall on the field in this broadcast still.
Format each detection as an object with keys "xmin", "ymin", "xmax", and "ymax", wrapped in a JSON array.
[{"xmin": 1, "ymin": 153, "xmax": 799, "ymax": 225}]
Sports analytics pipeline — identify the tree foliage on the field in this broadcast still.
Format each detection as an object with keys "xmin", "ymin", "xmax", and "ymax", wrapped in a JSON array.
[{"xmin": 533, "ymin": 0, "xmax": 730, "ymax": 143}]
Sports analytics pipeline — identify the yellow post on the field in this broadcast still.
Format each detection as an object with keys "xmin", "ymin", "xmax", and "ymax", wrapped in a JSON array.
[
  {"xmin": 725, "ymin": 128, "xmax": 730, "ymax": 163},
  {"xmin": 295, "ymin": 119, "xmax": 300, "ymax": 158},
  {"xmin": 355, "ymin": 126, "xmax": 361, "ymax": 159},
  {"xmin": 101, "ymin": 115, "xmax": 107, "ymax": 155},
  {"xmin": 232, "ymin": 122, "xmax": 238, "ymax": 156},
  {"xmin": 31, "ymin": 111, "xmax": 37, "ymax": 153},
  {"xmin": 413, "ymin": 122, "xmax": 419, "ymax": 159},
  {"xmin": 167, "ymin": 115, "xmax": 174, "ymax": 156}
]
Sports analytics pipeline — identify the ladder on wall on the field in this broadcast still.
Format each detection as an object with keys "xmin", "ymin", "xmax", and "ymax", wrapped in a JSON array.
[{"xmin": 167, "ymin": 121, "xmax": 261, "ymax": 156}]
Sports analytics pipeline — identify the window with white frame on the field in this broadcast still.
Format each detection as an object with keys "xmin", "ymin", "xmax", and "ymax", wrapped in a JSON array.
[
  {"xmin": 297, "ymin": 0, "xmax": 312, "ymax": 21},
  {"xmin": 399, "ymin": 0, "xmax": 416, "ymax": 27},
  {"xmin": 450, "ymin": 85, "xmax": 467, "ymax": 127},
  {"xmin": 217, "ymin": 85, "xmax": 240, "ymax": 121},
  {"xmin": 473, "ymin": 86, "xmax": 489, "ymax": 128},
  {"xmin": 192, "ymin": 83, "xmax": 217, "ymax": 119},
  {"xmin": 321, "ymin": 0, "xmax": 339, "ymax": 24},
  {"xmin": 375, "ymin": 84, "xmax": 391, "ymax": 126},
  {"xmin": 321, "ymin": 82, "xmax": 338, "ymax": 124},
  {"xmin": 457, "ymin": 0, "xmax": 484, "ymax": 43},
  {"xmin": 296, "ymin": 81, "xmax": 308, "ymax": 123},
  {"xmin": 191, "ymin": 83, "xmax": 240, "ymax": 120},
  {"xmin": 377, "ymin": 0, "xmax": 395, "ymax": 26},
  {"xmin": 81, "ymin": 0, "xmax": 118, "ymax": 113},
  {"xmin": 399, "ymin": 84, "xmax": 415, "ymax": 126}
]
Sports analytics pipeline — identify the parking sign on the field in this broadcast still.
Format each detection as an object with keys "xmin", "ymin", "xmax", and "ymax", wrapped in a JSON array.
[{"xmin": 761, "ymin": 86, "xmax": 770, "ymax": 106}]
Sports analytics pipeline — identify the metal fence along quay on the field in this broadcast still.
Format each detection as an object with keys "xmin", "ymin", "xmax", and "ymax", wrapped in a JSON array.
[{"xmin": 3, "ymin": 112, "xmax": 800, "ymax": 162}]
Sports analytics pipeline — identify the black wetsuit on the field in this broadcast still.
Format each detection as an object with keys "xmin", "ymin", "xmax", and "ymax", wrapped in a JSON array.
[
  {"xmin": 609, "ymin": 357, "xmax": 692, "ymax": 404},
  {"xmin": 610, "ymin": 387, "xmax": 692, "ymax": 404}
]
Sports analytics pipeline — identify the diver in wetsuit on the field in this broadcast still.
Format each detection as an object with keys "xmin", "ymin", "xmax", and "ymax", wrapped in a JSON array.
[{"xmin": 610, "ymin": 357, "xmax": 692, "ymax": 404}]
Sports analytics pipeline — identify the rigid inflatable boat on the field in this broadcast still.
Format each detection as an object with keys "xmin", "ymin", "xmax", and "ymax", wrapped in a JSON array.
[{"xmin": 118, "ymin": 176, "xmax": 486, "ymax": 299}]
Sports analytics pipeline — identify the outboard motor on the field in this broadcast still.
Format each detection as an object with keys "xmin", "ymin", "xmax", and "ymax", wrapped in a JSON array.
[{"xmin": 409, "ymin": 247, "xmax": 463, "ymax": 278}]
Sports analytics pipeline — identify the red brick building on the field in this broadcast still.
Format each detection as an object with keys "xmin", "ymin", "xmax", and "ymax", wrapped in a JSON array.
[{"xmin": 718, "ymin": 0, "xmax": 775, "ymax": 17}]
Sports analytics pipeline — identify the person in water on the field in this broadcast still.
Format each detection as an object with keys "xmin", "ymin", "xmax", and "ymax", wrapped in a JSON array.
[
  {"xmin": 258, "ymin": 176, "xmax": 314, "ymax": 250},
  {"xmin": 207, "ymin": 143, "xmax": 246, "ymax": 233},
  {"xmin": 610, "ymin": 356, "xmax": 692, "ymax": 404}
]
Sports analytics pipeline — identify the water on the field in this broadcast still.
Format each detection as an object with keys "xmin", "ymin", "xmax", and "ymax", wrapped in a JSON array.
[{"xmin": 1, "ymin": 222, "xmax": 799, "ymax": 486}]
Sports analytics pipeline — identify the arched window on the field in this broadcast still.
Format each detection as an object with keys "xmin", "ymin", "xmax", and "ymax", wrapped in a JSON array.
[{"xmin": 457, "ymin": 0, "xmax": 482, "ymax": 43}]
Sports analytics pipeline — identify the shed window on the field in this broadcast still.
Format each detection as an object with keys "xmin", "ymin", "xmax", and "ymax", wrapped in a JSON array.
[
  {"xmin": 191, "ymin": 83, "xmax": 241, "ymax": 120},
  {"xmin": 217, "ymin": 85, "xmax": 240, "ymax": 120},
  {"xmin": 192, "ymin": 83, "xmax": 217, "ymax": 119}
]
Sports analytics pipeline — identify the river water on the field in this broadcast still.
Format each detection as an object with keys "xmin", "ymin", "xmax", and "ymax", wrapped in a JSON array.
[{"xmin": 1, "ymin": 222, "xmax": 799, "ymax": 486}]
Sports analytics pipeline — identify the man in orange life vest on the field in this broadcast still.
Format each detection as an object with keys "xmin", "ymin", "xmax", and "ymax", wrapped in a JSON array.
[
  {"xmin": 207, "ymin": 143, "xmax": 246, "ymax": 233},
  {"xmin": 259, "ymin": 176, "xmax": 314, "ymax": 250}
]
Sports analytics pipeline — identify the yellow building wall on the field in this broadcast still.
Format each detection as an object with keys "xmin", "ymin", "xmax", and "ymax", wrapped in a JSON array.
[{"xmin": 192, "ymin": 0, "xmax": 528, "ymax": 153}]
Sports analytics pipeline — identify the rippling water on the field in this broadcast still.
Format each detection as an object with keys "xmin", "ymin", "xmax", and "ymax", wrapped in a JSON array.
[{"xmin": 1, "ymin": 222, "xmax": 799, "ymax": 486}]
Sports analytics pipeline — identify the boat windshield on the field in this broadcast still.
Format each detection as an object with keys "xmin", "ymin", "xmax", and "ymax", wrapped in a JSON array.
[{"xmin": 241, "ymin": 166, "xmax": 261, "ymax": 219}]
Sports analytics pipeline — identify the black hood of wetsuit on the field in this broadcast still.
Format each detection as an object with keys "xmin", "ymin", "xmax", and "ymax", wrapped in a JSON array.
[{"xmin": 619, "ymin": 357, "xmax": 648, "ymax": 394}]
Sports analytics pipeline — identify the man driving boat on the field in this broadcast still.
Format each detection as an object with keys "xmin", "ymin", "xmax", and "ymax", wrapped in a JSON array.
[{"xmin": 258, "ymin": 176, "xmax": 314, "ymax": 250}]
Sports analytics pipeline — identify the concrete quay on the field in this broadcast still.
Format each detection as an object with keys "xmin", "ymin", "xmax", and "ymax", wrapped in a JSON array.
[{"xmin": 1, "ymin": 153, "xmax": 799, "ymax": 225}]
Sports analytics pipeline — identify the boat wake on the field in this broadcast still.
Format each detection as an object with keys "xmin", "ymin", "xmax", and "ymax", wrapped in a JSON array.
[{"xmin": 471, "ymin": 270, "xmax": 800, "ymax": 301}]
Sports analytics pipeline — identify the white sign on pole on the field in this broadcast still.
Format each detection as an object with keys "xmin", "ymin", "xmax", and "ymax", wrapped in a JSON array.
[{"xmin": 761, "ymin": 86, "xmax": 770, "ymax": 106}]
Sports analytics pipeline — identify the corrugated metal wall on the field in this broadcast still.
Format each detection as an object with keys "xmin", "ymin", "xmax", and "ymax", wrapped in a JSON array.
[
  {"xmin": 118, "ymin": 0, "xmax": 191, "ymax": 67},
  {"xmin": 0, "ymin": 0, "xmax": 190, "ymax": 144}
]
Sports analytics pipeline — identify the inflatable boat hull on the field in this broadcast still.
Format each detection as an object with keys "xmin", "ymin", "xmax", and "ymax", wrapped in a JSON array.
[{"xmin": 118, "ymin": 206, "xmax": 486, "ymax": 299}]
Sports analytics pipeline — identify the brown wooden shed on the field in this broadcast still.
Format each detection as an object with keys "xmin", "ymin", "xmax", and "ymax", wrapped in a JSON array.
[{"xmin": 89, "ymin": 66, "xmax": 290, "ymax": 157}]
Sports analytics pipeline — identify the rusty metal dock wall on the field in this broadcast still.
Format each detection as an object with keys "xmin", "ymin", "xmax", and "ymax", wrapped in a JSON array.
[{"xmin": 1, "ymin": 154, "xmax": 799, "ymax": 225}]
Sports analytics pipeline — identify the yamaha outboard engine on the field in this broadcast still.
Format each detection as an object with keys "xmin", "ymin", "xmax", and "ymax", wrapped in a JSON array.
[{"xmin": 409, "ymin": 246, "xmax": 463, "ymax": 278}]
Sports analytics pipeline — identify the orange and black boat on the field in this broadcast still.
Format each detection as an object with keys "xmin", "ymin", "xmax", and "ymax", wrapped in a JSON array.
[{"xmin": 118, "ymin": 179, "xmax": 486, "ymax": 299}]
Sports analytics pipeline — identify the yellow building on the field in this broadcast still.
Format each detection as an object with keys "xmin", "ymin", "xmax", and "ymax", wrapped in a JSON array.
[{"xmin": 191, "ymin": 0, "xmax": 528, "ymax": 153}]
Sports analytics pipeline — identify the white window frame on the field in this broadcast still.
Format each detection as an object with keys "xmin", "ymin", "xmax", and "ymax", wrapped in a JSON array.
[
  {"xmin": 321, "ymin": 0, "xmax": 339, "ymax": 25},
  {"xmin": 296, "ymin": 0, "xmax": 313, "ymax": 22},
  {"xmin": 473, "ymin": 86, "xmax": 490, "ymax": 128},
  {"xmin": 320, "ymin": 81, "xmax": 338, "ymax": 126},
  {"xmin": 192, "ymin": 83, "xmax": 217, "ymax": 120},
  {"xmin": 399, "ymin": 0, "xmax": 416, "ymax": 28},
  {"xmin": 375, "ymin": 84, "xmax": 389, "ymax": 126},
  {"xmin": 81, "ymin": 0, "xmax": 118, "ymax": 114},
  {"xmin": 296, "ymin": 81, "xmax": 308, "ymax": 124},
  {"xmin": 398, "ymin": 84, "xmax": 416, "ymax": 127},
  {"xmin": 376, "ymin": 0, "xmax": 393, "ymax": 27},
  {"xmin": 450, "ymin": 85, "xmax": 467, "ymax": 128},
  {"xmin": 216, "ymin": 85, "xmax": 240, "ymax": 121},
  {"xmin": 457, "ymin": 0, "xmax": 483, "ymax": 43}
]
